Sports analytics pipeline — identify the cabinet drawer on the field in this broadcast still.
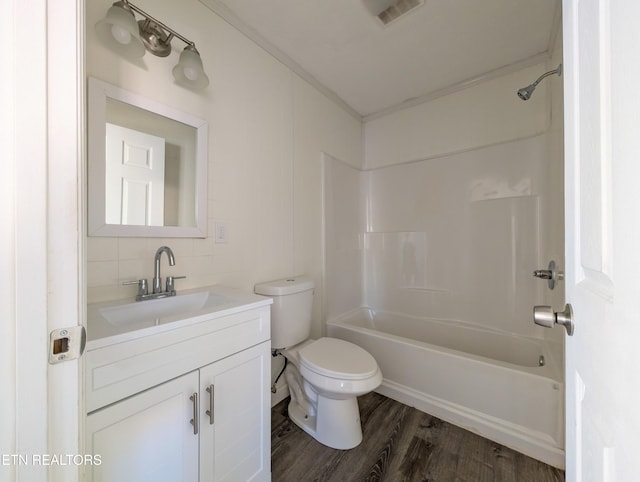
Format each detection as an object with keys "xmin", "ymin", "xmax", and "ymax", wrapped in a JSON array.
[{"xmin": 86, "ymin": 306, "xmax": 270, "ymax": 412}]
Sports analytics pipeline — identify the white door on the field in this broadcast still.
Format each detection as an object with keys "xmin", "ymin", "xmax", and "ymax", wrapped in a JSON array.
[
  {"xmin": 105, "ymin": 123, "xmax": 166, "ymax": 226},
  {"xmin": 199, "ymin": 342, "xmax": 271, "ymax": 482},
  {"xmin": 563, "ymin": 0, "xmax": 640, "ymax": 479},
  {"xmin": 86, "ymin": 371, "xmax": 200, "ymax": 482}
]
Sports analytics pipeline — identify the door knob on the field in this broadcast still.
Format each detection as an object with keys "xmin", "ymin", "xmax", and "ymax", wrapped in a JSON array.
[{"xmin": 533, "ymin": 304, "xmax": 575, "ymax": 336}]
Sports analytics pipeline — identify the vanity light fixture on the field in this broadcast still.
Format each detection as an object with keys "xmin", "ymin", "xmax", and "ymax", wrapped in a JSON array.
[{"xmin": 95, "ymin": 0, "xmax": 209, "ymax": 90}]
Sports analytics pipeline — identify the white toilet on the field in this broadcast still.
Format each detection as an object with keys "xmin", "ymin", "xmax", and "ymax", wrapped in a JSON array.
[{"xmin": 254, "ymin": 276, "xmax": 382, "ymax": 450}]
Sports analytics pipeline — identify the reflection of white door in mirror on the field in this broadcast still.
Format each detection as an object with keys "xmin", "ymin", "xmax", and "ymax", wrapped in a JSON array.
[
  {"xmin": 88, "ymin": 77, "xmax": 208, "ymax": 238},
  {"xmin": 105, "ymin": 123, "xmax": 165, "ymax": 226}
]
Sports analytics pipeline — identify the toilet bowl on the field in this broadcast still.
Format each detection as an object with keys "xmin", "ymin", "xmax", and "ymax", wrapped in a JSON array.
[
  {"xmin": 254, "ymin": 276, "xmax": 382, "ymax": 449},
  {"xmin": 283, "ymin": 338, "xmax": 382, "ymax": 449}
]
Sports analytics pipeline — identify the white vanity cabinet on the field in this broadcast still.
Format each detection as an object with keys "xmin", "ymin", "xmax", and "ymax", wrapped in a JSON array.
[{"xmin": 85, "ymin": 291, "xmax": 272, "ymax": 482}]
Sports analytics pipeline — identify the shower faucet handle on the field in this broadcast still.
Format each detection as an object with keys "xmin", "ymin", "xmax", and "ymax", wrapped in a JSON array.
[
  {"xmin": 533, "ymin": 269, "xmax": 553, "ymax": 280},
  {"xmin": 533, "ymin": 260, "xmax": 563, "ymax": 290}
]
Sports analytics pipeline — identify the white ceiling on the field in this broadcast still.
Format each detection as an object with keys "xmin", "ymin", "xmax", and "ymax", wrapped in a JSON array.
[{"xmin": 201, "ymin": 0, "xmax": 560, "ymax": 118}]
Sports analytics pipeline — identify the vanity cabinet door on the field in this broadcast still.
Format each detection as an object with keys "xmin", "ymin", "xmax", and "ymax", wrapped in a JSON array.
[
  {"xmin": 199, "ymin": 341, "xmax": 271, "ymax": 482},
  {"xmin": 85, "ymin": 371, "xmax": 200, "ymax": 482}
]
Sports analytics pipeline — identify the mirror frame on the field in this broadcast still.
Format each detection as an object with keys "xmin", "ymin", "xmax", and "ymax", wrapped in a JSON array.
[{"xmin": 88, "ymin": 77, "xmax": 208, "ymax": 237}]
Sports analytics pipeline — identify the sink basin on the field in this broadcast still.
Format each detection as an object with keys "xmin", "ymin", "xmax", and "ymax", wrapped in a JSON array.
[
  {"xmin": 98, "ymin": 291, "xmax": 232, "ymax": 326},
  {"xmin": 86, "ymin": 285, "xmax": 271, "ymax": 347}
]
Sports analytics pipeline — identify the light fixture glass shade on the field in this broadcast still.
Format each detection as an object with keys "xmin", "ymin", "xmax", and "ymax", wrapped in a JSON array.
[
  {"xmin": 95, "ymin": 2, "xmax": 145, "ymax": 58},
  {"xmin": 172, "ymin": 46, "xmax": 209, "ymax": 90}
]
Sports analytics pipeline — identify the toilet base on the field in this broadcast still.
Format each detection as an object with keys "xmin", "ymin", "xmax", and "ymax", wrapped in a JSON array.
[{"xmin": 288, "ymin": 395, "xmax": 363, "ymax": 450}]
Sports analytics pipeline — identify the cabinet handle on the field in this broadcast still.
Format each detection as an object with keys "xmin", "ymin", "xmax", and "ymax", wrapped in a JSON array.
[
  {"xmin": 190, "ymin": 392, "xmax": 199, "ymax": 435},
  {"xmin": 206, "ymin": 385, "xmax": 214, "ymax": 425}
]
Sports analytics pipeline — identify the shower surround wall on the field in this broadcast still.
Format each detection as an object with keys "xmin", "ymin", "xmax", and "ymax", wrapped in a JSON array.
[
  {"xmin": 325, "ymin": 133, "xmax": 556, "ymax": 338},
  {"xmin": 364, "ymin": 135, "xmax": 549, "ymax": 337},
  {"xmin": 322, "ymin": 154, "xmax": 367, "ymax": 321}
]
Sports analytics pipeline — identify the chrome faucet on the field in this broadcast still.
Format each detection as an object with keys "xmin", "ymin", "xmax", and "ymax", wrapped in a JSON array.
[
  {"xmin": 153, "ymin": 246, "xmax": 175, "ymax": 294},
  {"xmin": 123, "ymin": 245, "xmax": 185, "ymax": 301}
]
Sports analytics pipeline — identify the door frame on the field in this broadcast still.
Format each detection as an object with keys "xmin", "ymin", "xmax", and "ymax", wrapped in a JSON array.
[
  {"xmin": 3, "ymin": 1, "xmax": 85, "ymax": 481},
  {"xmin": 46, "ymin": 1, "xmax": 85, "ymax": 481}
]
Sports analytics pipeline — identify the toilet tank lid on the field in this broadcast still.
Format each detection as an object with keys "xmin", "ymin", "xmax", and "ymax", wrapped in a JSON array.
[{"xmin": 254, "ymin": 276, "xmax": 314, "ymax": 296}]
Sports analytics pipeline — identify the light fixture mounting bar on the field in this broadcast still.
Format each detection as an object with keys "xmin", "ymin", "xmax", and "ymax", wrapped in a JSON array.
[{"xmin": 125, "ymin": 0, "xmax": 195, "ymax": 47}]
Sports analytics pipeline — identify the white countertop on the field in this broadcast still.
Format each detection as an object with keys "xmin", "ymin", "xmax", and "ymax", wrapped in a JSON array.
[{"xmin": 86, "ymin": 285, "xmax": 272, "ymax": 350}]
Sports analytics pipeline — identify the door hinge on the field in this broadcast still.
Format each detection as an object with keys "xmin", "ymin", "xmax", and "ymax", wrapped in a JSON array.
[{"xmin": 49, "ymin": 326, "xmax": 86, "ymax": 364}]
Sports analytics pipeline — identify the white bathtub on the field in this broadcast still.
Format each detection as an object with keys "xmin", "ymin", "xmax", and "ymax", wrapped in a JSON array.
[{"xmin": 326, "ymin": 308, "xmax": 564, "ymax": 469}]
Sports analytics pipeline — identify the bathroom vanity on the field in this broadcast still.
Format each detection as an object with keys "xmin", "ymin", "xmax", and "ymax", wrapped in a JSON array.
[{"xmin": 84, "ymin": 286, "xmax": 272, "ymax": 482}]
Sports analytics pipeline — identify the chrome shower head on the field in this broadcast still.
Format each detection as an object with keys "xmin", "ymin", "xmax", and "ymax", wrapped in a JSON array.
[
  {"xmin": 517, "ymin": 84, "xmax": 536, "ymax": 101},
  {"xmin": 517, "ymin": 64, "xmax": 562, "ymax": 101}
]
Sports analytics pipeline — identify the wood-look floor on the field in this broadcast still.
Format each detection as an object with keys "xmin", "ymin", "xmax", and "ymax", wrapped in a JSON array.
[{"xmin": 271, "ymin": 392, "xmax": 565, "ymax": 482}]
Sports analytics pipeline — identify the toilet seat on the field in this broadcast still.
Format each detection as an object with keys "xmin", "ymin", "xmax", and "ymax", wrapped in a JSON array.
[{"xmin": 299, "ymin": 337, "xmax": 379, "ymax": 380}]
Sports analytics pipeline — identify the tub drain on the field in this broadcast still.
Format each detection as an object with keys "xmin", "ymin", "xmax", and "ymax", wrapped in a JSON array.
[{"xmin": 539, "ymin": 355, "xmax": 546, "ymax": 367}]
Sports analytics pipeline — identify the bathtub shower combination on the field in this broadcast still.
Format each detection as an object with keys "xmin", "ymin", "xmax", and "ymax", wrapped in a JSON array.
[
  {"xmin": 321, "ymin": 148, "xmax": 566, "ymax": 469},
  {"xmin": 327, "ymin": 309, "xmax": 564, "ymax": 468}
]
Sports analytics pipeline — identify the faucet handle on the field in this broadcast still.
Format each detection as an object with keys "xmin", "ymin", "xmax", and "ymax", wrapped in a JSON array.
[
  {"xmin": 166, "ymin": 275, "xmax": 186, "ymax": 293},
  {"xmin": 123, "ymin": 279, "xmax": 149, "ymax": 299}
]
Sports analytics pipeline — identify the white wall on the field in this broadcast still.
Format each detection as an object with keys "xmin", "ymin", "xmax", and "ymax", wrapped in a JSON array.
[
  {"xmin": 85, "ymin": 0, "xmax": 362, "ymax": 348},
  {"xmin": 364, "ymin": 63, "xmax": 551, "ymax": 169}
]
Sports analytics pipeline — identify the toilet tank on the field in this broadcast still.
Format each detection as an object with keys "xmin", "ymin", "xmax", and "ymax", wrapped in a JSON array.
[{"xmin": 254, "ymin": 276, "xmax": 315, "ymax": 349}]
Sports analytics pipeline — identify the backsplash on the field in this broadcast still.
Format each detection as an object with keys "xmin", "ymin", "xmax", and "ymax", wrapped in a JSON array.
[{"xmin": 87, "ymin": 236, "xmax": 219, "ymax": 303}]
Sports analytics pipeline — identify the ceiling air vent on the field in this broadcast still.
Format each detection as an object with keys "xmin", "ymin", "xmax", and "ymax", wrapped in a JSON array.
[{"xmin": 376, "ymin": 0, "xmax": 424, "ymax": 26}]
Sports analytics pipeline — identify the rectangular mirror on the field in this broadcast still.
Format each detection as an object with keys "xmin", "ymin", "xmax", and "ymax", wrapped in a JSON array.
[{"xmin": 88, "ymin": 77, "xmax": 208, "ymax": 237}]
